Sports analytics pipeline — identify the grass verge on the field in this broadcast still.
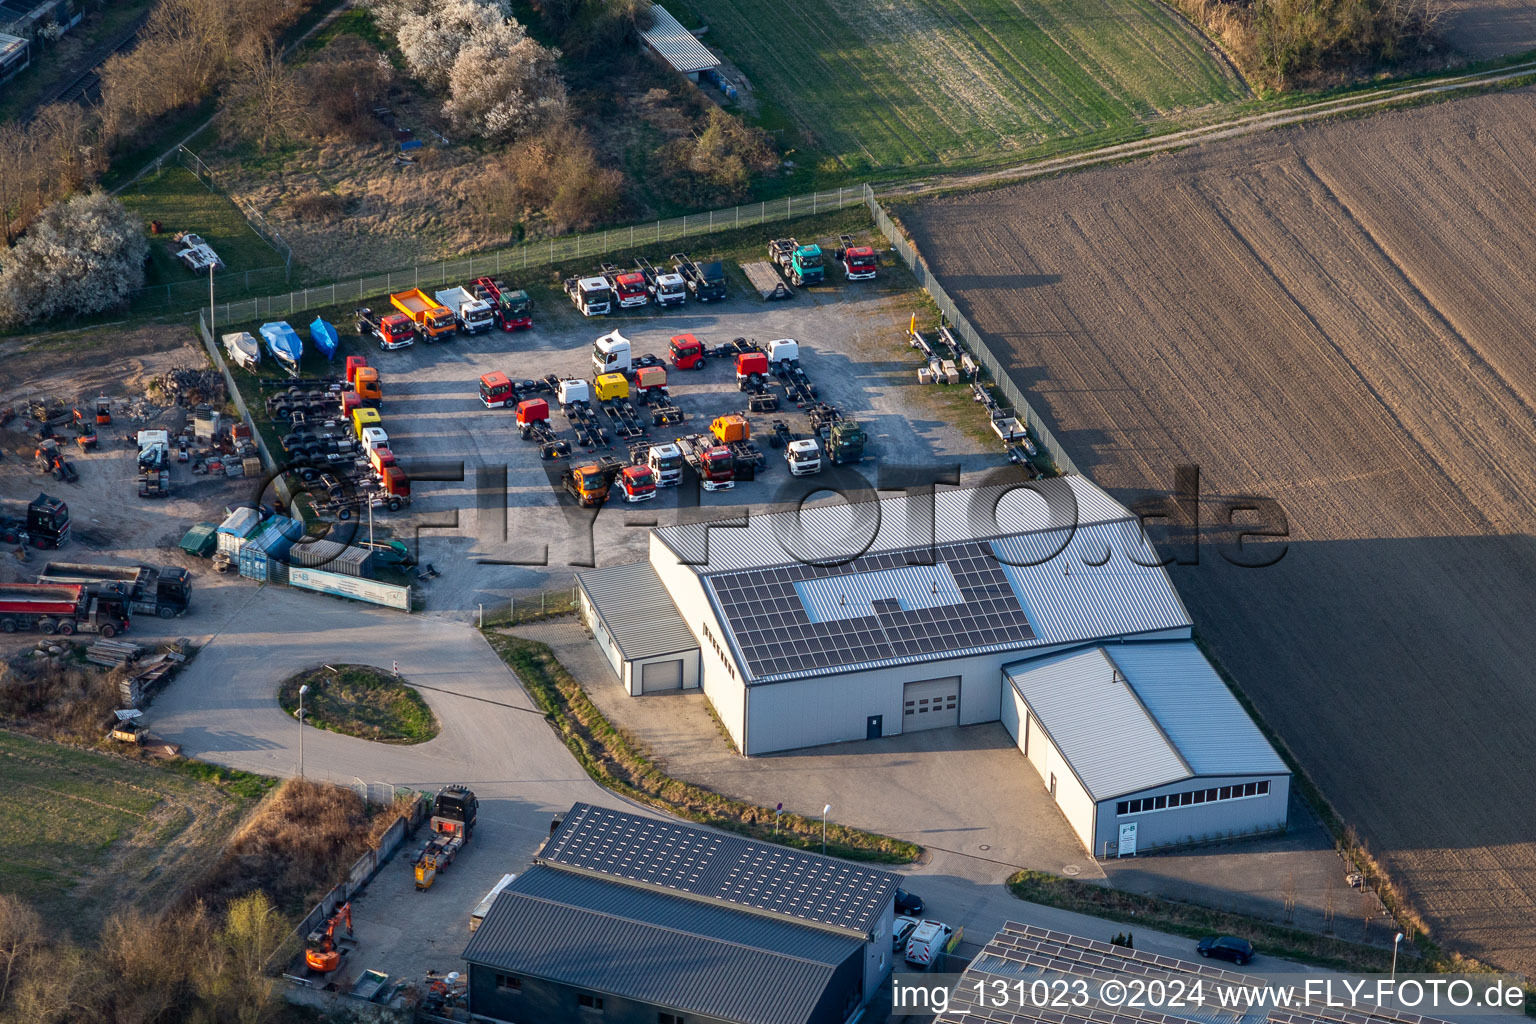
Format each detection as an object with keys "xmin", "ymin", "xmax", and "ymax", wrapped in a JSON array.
[
  {"xmin": 483, "ymin": 631, "xmax": 919, "ymax": 864},
  {"xmin": 1007, "ymin": 870, "xmax": 1414, "ymax": 973},
  {"xmin": 277, "ymin": 664, "xmax": 439, "ymax": 745}
]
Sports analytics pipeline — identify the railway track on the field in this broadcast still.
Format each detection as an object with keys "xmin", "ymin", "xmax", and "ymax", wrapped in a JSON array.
[{"xmin": 19, "ymin": 11, "xmax": 149, "ymax": 120}]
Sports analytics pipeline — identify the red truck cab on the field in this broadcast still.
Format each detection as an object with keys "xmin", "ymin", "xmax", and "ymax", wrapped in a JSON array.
[
  {"xmin": 619, "ymin": 465, "xmax": 657, "ymax": 502},
  {"xmin": 481, "ymin": 372, "xmax": 515, "ymax": 408},
  {"xmin": 841, "ymin": 245, "xmax": 878, "ymax": 279},
  {"xmin": 516, "ymin": 398, "xmax": 548, "ymax": 428},
  {"xmin": 735, "ymin": 351, "xmax": 769, "ymax": 386},
  {"xmin": 346, "ymin": 355, "xmax": 369, "ymax": 385},
  {"xmin": 700, "ymin": 445, "xmax": 735, "ymax": 488},
  {"xmin": 613, "ymin": 271, "xmax": 649, "ymax": 308},
  {"xmin": 670, "ymin": 334, "xmax": 705, "ymax": 370},
  {"xmin": 378, "ymin": 313, "xmax": 415, "ymax": 349}
]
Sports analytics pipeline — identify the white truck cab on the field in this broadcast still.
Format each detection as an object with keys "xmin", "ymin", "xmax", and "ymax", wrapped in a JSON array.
[
  {"xmin": 654, "ymin": 271, "xmax": 687, "ymax": 306},
  {"xmin": 768, "ymin": 338, "xmax": 800, "ymax": 365},
  {"xmin": 361, "ymin": 426, "xmax": 389, "ymax": 455},
  {"xmin": 785, "ymin": 437, "xmax": 822, "ymax": 476},
  {"xmin": 647, "ymin": 442, "xmax": 684, "ymax": 486},
  {"xmin": 592, "ymin": 330, "xmax": 633, "ymax": 376},
  {"xmin": 557, "ymin": 378, "xmax": 591, "ymax": 406}
]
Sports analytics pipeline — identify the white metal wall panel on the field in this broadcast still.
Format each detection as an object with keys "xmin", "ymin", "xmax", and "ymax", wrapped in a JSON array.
[
  {"xmin": 650, "ymin": 535, "xmax": 747, "ymax": 749},
  {"xmin": 902, "ymin": 677, "xmax": 960, "ymax": 731},
  {"xmin": 1092, "ymin": 774, "xmax": 1291, "ymax": 855}
]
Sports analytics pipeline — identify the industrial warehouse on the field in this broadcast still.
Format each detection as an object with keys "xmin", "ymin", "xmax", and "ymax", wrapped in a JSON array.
[
  {"xmin": 578, "ymin": 478, "xmax": 1291, "ymax": 855},
  {"xmin": 463, "ymin": 803, "xmax": 898, "ymax": 1024}
]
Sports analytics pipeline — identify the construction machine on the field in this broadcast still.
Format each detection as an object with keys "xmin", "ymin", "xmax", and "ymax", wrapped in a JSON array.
[
  {"xmin": 34, "ymin": 439, "xmax": 77, "ymax": 482},
  {"xmin": 94, "ymin": 396, "xmax": 112, "ymax": 425},
  {"xmin": 304, "ymin": 902, "xmax": 353, "ymax": 973},
  {"xmin": 414, "ymin": 786, "xmax": 478, "ymax": 891}
]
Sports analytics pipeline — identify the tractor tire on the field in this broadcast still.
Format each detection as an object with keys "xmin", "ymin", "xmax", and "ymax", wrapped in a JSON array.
[
  {"xmin": 338, "ymin": 508, "xmax": 353, "ymax": 521},
  {"xmin": 158, "ymin": 607, "xmax": 176, "ymax": 620},
  {"xmin": 387, "ymin": 498, "xmax": 402, "ymax": 512},
  {"xmin": 97, "ymin": 624, "xmax": 114, "ymax": 638},
  {"xmin": 39, "ymin": 619, "xmax": 56, "ymax": 635},
  {"xmin": 57, "ymin": 621, "xmax": 75, "ymax": 635}
]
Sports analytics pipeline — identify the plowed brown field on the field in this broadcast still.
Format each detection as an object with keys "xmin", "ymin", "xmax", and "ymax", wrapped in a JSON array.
[{"xmin": 902, "ymin": 87, "xmax": 1536, "ymax": 973}]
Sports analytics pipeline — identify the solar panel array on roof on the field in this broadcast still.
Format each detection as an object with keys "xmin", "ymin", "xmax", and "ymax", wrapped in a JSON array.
[
  {"xmin": 539, "ymin": 803, "xmax": 898, "ymax": 934},
  {"xmin": 710, "ymin": 540, "xmax": 1037, "ymax": 679},
  {"xmin": 939, "ymin": 923, "xmax": 1456, "ymax": 1024}
]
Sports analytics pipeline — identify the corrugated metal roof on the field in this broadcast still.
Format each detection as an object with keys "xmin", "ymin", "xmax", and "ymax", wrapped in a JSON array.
[
  {"xmin": 463, "ymin": 866, "xmax": 854, "ymax": 1024},
  {"xmin": 576, "ymin": 562, "xmax": 698, "ymax": 661},
  {"xmin": 1006, "ymin": 647, "xmax": 1191, "ymax": 801},
  {"xmin": 539, "ymin": 803, "xmax": 898, "ymax": 934},
  {"xmin": 1105, "ymin": 643, "xmax": 1289, "ymax": 777},
  {"xmin": 654, "ymin": 476, "xmax": 1138, "ymax": 572},
  {"xmin": 1005, "ymin": 641, "xmax": 1288, "ymax": 800},
  {"xmin": 639, "ymin": 4, "xmax": 720, "ymax": 74}
]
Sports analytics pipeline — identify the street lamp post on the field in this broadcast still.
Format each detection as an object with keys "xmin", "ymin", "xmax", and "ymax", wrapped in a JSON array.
[
  {"xmin": 1390, "ymin": 932, "xmax": 1404, "ymax": 1000},
  {"xmin": 822, "ymin": 804, "xmax": 831, "ymax": 855},
  {"xmin": 208, "ymin": 263, "xmax": 215, "ymax": 339},
  {"xmin": 298, "ymin": 683, "xmax": 309, "ymax": 778}
]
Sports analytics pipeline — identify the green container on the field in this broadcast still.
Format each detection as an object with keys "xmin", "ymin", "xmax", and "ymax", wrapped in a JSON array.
[{"xmin": 179, "ymin": 522, "xmax": 218, "ymax": 558}]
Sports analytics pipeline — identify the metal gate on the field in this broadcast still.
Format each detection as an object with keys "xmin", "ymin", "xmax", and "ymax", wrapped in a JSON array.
[
  {"xmin": 640, "ymin": 659, "xmax": 683, "ymax": 693},
  {"xmin": 902, "ymin": 677, "xmax": 960, "ymax": 731}
]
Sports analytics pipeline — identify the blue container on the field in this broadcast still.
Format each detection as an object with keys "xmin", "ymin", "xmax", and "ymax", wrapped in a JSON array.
[{"xmin": 238, "ymin": 517, "xmax": 303, "ymax": 581}]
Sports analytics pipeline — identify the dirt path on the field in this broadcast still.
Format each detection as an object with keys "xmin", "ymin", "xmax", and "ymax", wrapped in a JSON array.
[{"xmin": 900, "ymin": 86, "xmax": 1536, "ymax": 976}]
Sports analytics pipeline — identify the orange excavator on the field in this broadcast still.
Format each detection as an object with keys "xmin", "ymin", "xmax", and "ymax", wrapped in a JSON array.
[{"xmin": 304, "ymin": 901, "xmax": 352, "ymax": 973}]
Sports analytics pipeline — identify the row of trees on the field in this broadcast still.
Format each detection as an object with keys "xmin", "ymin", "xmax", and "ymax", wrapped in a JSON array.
[{"xmin": 1172, "ymin": 0, "xmax": 1440, "ymax": 89}]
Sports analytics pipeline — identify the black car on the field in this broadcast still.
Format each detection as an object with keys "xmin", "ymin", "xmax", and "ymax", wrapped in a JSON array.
[
  {"xmin": 1197, "ymin": 935, "xmax": 1255, "ymax": 965},
  {"xmin": 895, "ymin": 888, "xmax": 924, "ymax": 915}
]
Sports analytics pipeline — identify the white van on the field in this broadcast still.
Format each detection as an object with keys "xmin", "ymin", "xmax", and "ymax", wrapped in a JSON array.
[{"xmin": 904, "ymin": 919, "xmax": 956, "ymax": 969}]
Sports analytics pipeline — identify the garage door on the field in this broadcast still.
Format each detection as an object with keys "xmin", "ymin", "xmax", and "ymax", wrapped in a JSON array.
[
  {"xmin": 640, "ymin": 659, "xmax": 683, "ymax": 693},
  {"xmin": 902, "ymin": 677, "xmax": 959, "ymax": 731}
]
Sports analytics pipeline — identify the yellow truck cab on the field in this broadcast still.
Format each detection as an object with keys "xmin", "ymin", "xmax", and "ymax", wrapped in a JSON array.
[
  {"xmin": 594, "ymin": 373, "xmax": 630, "ymax": 402},
  {"xmin": 352, "ymin": 406, "xmax": 381, "ymax": 438}
]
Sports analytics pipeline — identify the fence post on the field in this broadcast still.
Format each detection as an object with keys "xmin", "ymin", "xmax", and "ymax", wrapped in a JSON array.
[
  {"xmin": 813, "ymin": 193, "xmax": 817, "ymax": 215},
  {"xmin": 709, "ymin": 210, "xmax": 714, "ymax": 230},
  {"xmin": 736, "ymin": 206, "xmax": 739, "ymax": 228}
]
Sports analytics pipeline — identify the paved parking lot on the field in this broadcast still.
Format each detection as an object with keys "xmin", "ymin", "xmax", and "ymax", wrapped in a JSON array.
[{"xmin": 346, "ymin": 276, "xmax": 998, "ymax": 616}]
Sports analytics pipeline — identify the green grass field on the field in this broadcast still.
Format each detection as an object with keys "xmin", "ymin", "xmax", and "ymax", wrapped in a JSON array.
[
  {"xmin": 0, "ymin": 731, "xmax": 245, "ymax": 933},
  {"xmin": 668, "ymin": 0, "xmax": 1245, "ymax": 172},
  {"xmin": 119, "ymin": 165, "xmax": 287, "ymax": 289}
]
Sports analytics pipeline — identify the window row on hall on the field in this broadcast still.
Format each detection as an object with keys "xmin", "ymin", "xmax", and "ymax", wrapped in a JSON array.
[{"xmin": 1115, "ymin": 780, "xmax": 1269, "ymax": 816}]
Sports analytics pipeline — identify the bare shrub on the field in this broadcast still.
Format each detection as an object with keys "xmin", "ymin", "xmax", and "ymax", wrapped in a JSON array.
[
  {"xmin": 225, "ymin": 39, "xmax": 307, "ymax": 152},
  {"xmin": 491, "ymin": 123, "xmax": 622, "ymax": 233},
  {"xmin": 655, "ymin": 107, "xmax": 776, "ymax": 207},
  {"xmin": 187, "ymin": 778, "xmax": 372, "ymax": 914},
  {"xmin": 287, "ymin": 192, "xmax": 347, "ymax": 224},
  {"xmin": 296, "ymin": 35, "xmax": 394, "ymax": 143},
  {"xmin": 0, "ymin": 649, "xmax": 122, "ymax": 742}
]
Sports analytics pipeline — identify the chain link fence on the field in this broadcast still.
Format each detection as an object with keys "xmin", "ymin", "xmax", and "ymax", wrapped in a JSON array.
[
  {"xmin": 862, "ymin": 184, "xmax": 1080, "ymax": 477},
  {"xmin": 182, "ymin": 185, "xmax": 868, "ymax": 326}
]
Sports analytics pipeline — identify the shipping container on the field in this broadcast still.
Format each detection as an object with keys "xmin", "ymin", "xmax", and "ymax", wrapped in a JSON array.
[
  {"xmin": 238, "ymin": 517, "xmax": 302, "ymax": 581},
  {"xmin": 215, "ymin": 507, "xmax": 264, "ymax": 557},
  {"xmin": 286, "ymin": 539, "xmax": 375, "ymax": 578}
]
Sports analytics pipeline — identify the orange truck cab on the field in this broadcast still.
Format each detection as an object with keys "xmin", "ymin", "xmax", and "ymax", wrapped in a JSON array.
[
  {"xmin": 619, "ymin": 464, "xmax": 656, "ymax": 503},
  {"xmin": 353, "ymin": 367, "xmax": 382, "ymax": 405},
  {"xmin": 633, "ymin": 365, "xmax": 667, "ymax": 405},
  {"xmin": 391, "ymin": 289, "xmax": 456, "ymax": 341},
  {"xmin": 563, "ymin": 456, "xmax": 624, "ymax": 507},
  {"xmin": 670, "ymin": 333, "xmax": 706, "ymax": 370},
  {"xmin": 480, "ymin": 371, "xmax": 515, "ymax": 408},
  {"xmin": 368, "ymin": 447, "xmax": 396, "ymax": 476},
  {"xmin": 735, "ymin": 351, "xmax": 769, "ymax": 387},
  {"xmin": 710, "ymin": 414, "xmax": 750, "ymax": 444}
]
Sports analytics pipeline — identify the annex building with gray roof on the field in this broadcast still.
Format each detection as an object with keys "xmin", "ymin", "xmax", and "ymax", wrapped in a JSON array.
[
  {"xmin": 462, "ymin": 803, "xmax": 898, "ymax": 1024},
  {"xmin": 578, "ymin": 478, "xmax": 1288, "ymax": 855}
]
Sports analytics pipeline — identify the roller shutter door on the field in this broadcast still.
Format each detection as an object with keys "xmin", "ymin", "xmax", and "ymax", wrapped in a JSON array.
[
  {"xmin": 902, "ymin": 677, "xmax": 959, "ymax": 731},
  {"xmin": 640, "ymin": 659, "xmax": 683, "ymax": 693}
]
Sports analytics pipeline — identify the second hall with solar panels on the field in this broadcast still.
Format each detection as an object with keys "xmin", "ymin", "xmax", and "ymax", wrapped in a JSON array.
[{"xmin": 581, "ymin": 477, "xmax": 1289, "ymax": 854}]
